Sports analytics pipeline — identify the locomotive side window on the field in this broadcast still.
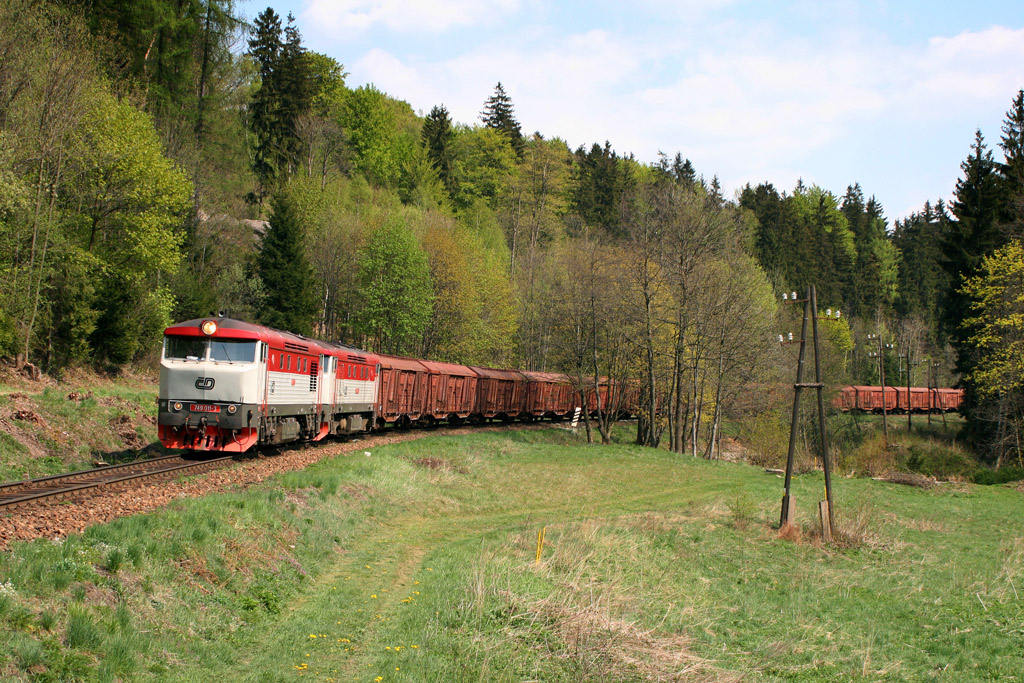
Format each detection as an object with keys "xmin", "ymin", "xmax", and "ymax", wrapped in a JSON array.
[
  {"xmin": 165, "ymin": 336, "xmax": 207, "ymax": 361},
  {"xmin": 210, "ymin": 339, "xmax": 257, "ymax": 363}
]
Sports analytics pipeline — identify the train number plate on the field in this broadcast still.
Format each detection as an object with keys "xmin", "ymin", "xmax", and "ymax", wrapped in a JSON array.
[{"xmin": 190, "ymin": 404, "xmax": 221, "ymax": 413}]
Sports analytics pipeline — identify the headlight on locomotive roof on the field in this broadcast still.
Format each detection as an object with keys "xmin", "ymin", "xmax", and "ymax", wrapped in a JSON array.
[
  {"xmin": 201, "ymin": 320, "xmax": 218, "ymax": 336},
  {"xmin": 227, "ymin": 405, "xmax": 237, "ymax": 414},
  {"xmin": 173, "ymin": 402, "xmax": 183, "ymax": 411}
]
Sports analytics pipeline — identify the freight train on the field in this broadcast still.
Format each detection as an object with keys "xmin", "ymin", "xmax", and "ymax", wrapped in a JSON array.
[
  {"xmin": 157, "ymin": 318, "xmax": 639, "ymax": 453},
  {"xmin": 832, "ymin": 385, "xmax": 964, "ymax": 413}
]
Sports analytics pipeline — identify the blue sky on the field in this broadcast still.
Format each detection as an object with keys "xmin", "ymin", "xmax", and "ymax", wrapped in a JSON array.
[{"xmin": 249, "ymin": 0, "xmax": 1024, "ymax": 222}]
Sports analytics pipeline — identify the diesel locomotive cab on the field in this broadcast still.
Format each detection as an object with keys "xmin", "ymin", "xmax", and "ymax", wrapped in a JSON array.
[{"xmin": 158, "ymin": 319, "xmax": 263, "ymax": 451}]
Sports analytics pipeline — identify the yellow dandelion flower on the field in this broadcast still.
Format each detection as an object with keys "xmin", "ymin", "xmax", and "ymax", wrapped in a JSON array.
[
  {"xmin": 371, "ymin": 594, "xmax": 378, "ymax": 599},
  {"xmin": 385, "ymin": 646, "xmax": 391, "ymax": 650},
  {"xmin": 310, "ymin": 634, "xmax": 317, "ymax": 638},
  {"xmin": 411, "ymin": 645, "xmax": 418, "ymax": 649}
]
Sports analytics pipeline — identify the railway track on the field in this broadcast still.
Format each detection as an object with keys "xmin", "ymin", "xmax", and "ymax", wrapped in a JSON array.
[{"xmin": 0, "ymin": 455, "xmax": 234, "ymax": 511}]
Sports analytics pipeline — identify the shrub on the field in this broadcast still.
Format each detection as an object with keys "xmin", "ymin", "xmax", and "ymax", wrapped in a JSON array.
[
  {"xmin": 974, "ymin": 466, "xmax": 1024, "ymax": 485},
  {"xmin": 905, "ymin": 442, "xmax": 977, "ymax": 480},
  {"xmin": 845, "ymin": 433, "xmax": 899, "ymax": 477}
]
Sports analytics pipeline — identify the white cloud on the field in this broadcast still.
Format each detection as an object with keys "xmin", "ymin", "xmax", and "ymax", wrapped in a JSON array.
[
  {"xmin": 303, "ymin": 0, "xmax": 521, "ymax": 34},
  {"xmin": 336, "ymin": 10, "xmax": 1024, "ymax": 219}
]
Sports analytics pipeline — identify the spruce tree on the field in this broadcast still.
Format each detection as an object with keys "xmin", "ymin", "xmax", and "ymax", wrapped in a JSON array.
[
  {"xmin": 278, "ymin": 14, "xmax": 313, "ymax": 174},
  {"xmin": 256, "ymin": 193, "xmax": 318, "ymax": 336},
  {"xmin": 941, "ymin": 130, "xmax": 1007, "ymax": 445},
  {"xmin": 247, "ymin": 10, "xmax": 313, "ymax": 202},
  {"xmin": 422, "ymin": 104, "xmax": 457, "ymax": 198},
  {"xmin": 672, "ymin": 153, "xmax": 696, "ymax": 186},
  {"xmin": 999, "ymin": 89, "xmax": 1024, "ymax": 233},
  {"xmin": 480, "ymin": 82, "xmax": 524, "ymax": 157},
  {"xmin": 248, "ymin": 8, "xmax": 284, "ymax": 195}
]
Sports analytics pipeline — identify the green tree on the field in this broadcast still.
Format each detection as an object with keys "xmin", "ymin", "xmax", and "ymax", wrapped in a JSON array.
[
  {"xmin": 247, "ymin": 9, "xmax": 312, "ymax": 199},
  {"xmin": 67, "ymin": 93, "xmax": 192, "ymax": 363},
  {"xmin": 451, "ymin": 126, "xmax": 518, "ymax": 210},
  {"xmin": 422, "ymin": 104, "xmax": 456, "ymax": 198},
  {"xmin": 342, "ymin": 84, "xmax": 401, "ymax": 187},
  {"xmin": 1000, "ymin": 89, "xmax": 1024, "ymax": 234},
  {"xmin": 962, "ymin": 239, "xmax": 1024, "ymax": 465},
  {"xmin": 354, "ymin": 217, "xmax": 433, "ymax": 355},
  {"xmin": 571, "ymin": 141, "xmax": 634, "ymax": 237},
  {"xmin": 480, "ymin": 82, "xmax": 524, "ymax": 157},
  {"xmin": 942, "ymin": 132, "xmax": 1006, "ymax": 357},
  {"xmin": 255, "ymin": 193, "xmax": 318, "ymax": 335}
]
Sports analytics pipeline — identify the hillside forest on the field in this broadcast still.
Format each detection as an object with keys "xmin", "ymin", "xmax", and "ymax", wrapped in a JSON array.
[{"xmin": 3, "ymin": 1, "xmax": 1024, "ymax": 465}]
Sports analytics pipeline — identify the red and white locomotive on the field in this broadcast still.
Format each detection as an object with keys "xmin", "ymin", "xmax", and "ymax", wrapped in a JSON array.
[
  {"xmin": 158, "ymin": 317, "xmax": 639, "ymax": 453},
  {"xmin": 158, "ymin": 318, "xmax": 379, "ymax": 452}
]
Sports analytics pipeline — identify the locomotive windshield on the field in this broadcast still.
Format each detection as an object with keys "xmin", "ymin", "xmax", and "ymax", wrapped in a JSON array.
[
  {"xmin": 163, "ymin": 336, "xmax": 257, "ymax": 363},
  {"xmin": 210, "ymin": 339, "xmax": 257, "ymax": 363},
  {"xmin": 164, "ymin": 336, "xmax": 207, "ymax": 361}
]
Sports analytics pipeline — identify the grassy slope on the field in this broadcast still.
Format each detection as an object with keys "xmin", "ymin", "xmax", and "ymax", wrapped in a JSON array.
[
  {"xmin": 0, "ymin": 373, "xmax": 162, "ymax": 481},
  {"xmin": 0, "ymin": 428, "xmax": 1021, "ymax": 682}
]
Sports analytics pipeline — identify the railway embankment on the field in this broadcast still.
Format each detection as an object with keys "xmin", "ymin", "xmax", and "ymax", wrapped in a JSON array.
[
  {"xmin": 0, "ymin": 365, "xmax": 162, "ymax": 483},
  {"xmin": 0, "ymin": 428, "xmax": 1022, "ymax": 681}
]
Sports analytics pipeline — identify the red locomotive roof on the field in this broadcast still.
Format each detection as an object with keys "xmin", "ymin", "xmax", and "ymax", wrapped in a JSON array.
[{"xmin": 163, "ymin": 318, "xmax": 380, "ymax": 363}]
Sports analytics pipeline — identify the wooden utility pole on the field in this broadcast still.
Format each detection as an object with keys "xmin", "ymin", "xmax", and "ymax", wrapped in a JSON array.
[
  {"xmin": 779, "ymin": 285, "xmax": 835, "ymax": 536},
  {"xmin": 780, "ymin": 292, "xmax": 809, "ymax": 528},
  {"xmin": 868, "ymin": 334, "xmax": 892, "ymax": 448}
]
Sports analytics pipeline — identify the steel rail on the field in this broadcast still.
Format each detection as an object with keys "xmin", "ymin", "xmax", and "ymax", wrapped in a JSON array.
[{"xmin": 0, "ymin": 456, "xmax": 233, "ymax": 510}]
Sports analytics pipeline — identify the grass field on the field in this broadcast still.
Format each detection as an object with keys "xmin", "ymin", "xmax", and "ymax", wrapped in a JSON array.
[{"xmin": 0, "ymin": 427, "xmax": 1021, "ymax": 681}]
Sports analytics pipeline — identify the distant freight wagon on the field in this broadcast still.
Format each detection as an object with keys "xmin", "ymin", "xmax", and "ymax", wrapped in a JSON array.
[{"xmin": 832, "ymin": 385, "xmax": 963, "ymax": 413}]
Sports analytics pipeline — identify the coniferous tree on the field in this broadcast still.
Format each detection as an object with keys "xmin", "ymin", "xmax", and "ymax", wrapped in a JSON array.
[
  {"xmin": 942, "ymin": 130, "xmax": 1005, "ymax": 341},
  {"xmin": 247, "ymin": 9, "xmax": 312, "ymax": 202},
  {"xmin": 940, "ymin": 130, "xmax": 1007, "ymax": 446},
  {"xmin": 255, "ymin": 193, "xmax": 317, "ymax": 335},
  {"xmin": 481, "ymin": 82, "xmax": 524, "ymax": 157},
  {"xmin": 571, "ymin": 141, "xmax": 633, "ymax": 237},
  {"xmin": 248, "ymin": 7, "xmax": 284, "ymax": 195},
  {"xmin": 893, "ymin": 200, "xmax": 950, "ymax": 333},
  {"xmin": 277, "ymin": 14, "xmax": 313, "ymax": 174},
  {"xmin": 999, "ymin": 89, "xmax": 1024, "ymax": 234},
  {"xmin": 672, "ymin": 153, "xmax": 696, "ymax": 186},
  {"xmin": 422, "ymin": 104, "xmax": 456, "ymax": 198}
]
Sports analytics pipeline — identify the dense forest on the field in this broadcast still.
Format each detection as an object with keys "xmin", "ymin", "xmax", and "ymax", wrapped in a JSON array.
[{"xmin": 2, "ymin": 1, "xmax": 1024, "ymax": 463}]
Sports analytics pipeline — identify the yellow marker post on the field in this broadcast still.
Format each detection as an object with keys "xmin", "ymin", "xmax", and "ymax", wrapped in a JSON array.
[{"xmin": 535, "ymin": 526, "xmax": 547, "ymax": 564}]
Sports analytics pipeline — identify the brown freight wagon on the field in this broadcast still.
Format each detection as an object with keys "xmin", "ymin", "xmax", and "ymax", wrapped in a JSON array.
[
  {"xmin": 520, "ymin": 371, "xmax": 578, "ymax": 419},
  {"xmin": 897, "ymin": 387, "xmax": 932, "ymax": 412},
  {"xmin": 935, "ymin": 387, "xmax": 964, "ymax": 412},
  {"xmin": 584, "ymin": 378, "xmax": 636, "ymax": 417},
  {"xmin": 419, "ymin": 360, "xmax": 478, "ymax": 423},
  {"xmin": 376, "ymin": 355, "xmax": 429, "ymax": 426},
  {"xmin": 467, "ymin": 366, "xmax": 526, "ymax": 420},
  {"xmin": 834, "ymin": 385, "xmax": 859, "ymax": 411},
  {"xmin": 854, "ymin": 385, "xmax": 898, "ymax": 412}
]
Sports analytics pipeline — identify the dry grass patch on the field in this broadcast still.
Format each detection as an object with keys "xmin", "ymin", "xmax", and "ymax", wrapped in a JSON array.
[
  {"xmin": 882, "ymin": 511, "xmax": 949, "ymax": 533},
  {"xmin": 525, "ymin": 591, "xmax": 727, "ymax": 682}
]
